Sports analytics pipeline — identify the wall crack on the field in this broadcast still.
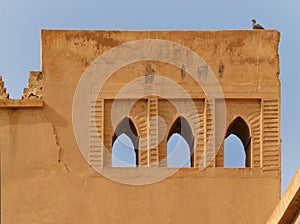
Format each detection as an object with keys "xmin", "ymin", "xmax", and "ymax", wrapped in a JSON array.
[{"xmin": 51, "ymin": 123, "xmax": 70, "ymax": 173}]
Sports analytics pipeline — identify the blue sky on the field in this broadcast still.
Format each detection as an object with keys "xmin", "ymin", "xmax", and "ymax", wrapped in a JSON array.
[{"xmin": 0, "ymin": 0, "xmax": 299, "ymax": 193}]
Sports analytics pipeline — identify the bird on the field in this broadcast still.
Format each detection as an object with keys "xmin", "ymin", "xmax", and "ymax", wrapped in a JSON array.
[{"xmin": 252, "ymin": 19, "xmax": 264, "ymax": 29}]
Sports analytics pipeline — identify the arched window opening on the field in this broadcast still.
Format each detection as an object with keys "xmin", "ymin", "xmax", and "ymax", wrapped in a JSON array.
[
  {"xmin": 167, "ymin": 116, "xmax": 194, "ymax": 167},
  {"xmin": 224, "ymin": 117, "xmax": 251, "ymax": 168},
  {"xmin": 112, "ymin": 117, "xmax": 139, "ymax": 167},
  {"xmin": 167, "ymin": 133, "xmax": 191, "ymax": 167},
  {"xmin": 224, "ymin": 134, "xmax": 246, "ymax": 167},
  {"xmin": 112, "ymin": 133, "xmax": 136, "ymax": 167}
]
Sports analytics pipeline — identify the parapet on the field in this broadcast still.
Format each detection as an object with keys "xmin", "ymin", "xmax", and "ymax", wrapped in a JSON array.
[
  {"xmin": 22, "ymin": 71, "xmax": 43, "ymax": 99},
  {"xmin": 0, "ymin": 72, "xmax": 43, "ymax": 108},
  {"xmin": 0, "ymin": 75, "xmax": 9, "ymax": 99}
]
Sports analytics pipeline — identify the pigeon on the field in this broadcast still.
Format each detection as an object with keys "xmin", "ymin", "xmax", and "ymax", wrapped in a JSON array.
[{"xmin": 252, "ymin": 19, "xmax": 264, "ymax": 29}]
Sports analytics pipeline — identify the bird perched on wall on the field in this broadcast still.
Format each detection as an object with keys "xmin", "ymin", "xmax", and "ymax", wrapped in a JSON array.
[{"xmin": 252, "ymin": 19, "xmax": 264, "ymax": 29}]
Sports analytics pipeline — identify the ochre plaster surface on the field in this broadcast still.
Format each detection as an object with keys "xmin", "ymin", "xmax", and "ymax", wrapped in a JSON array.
[{"xmin": 0, "ymin": 30, "xmax": 281, "ymax": 224}]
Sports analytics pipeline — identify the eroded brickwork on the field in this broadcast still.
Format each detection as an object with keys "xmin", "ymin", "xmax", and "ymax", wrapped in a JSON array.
[
  {"xmin": 22, "ymin": 71, "xmax": 43, "ymax": 99},
  {"xmin": 0, "ymin": 75, "xmax": 9, "ymax": 99}
]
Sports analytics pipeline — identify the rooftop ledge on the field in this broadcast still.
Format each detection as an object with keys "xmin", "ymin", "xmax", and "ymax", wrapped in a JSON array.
[
  {"xmin": 0, "ymin": 99, "xmax": 43, "ymax": 108},
  {"xmin": 87, "ymin": 167, "xmax": 280, "ymax": 179}
]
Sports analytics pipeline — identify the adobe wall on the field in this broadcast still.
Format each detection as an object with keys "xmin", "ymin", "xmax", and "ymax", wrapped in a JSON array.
[
  {"xmin": 266, "ymin": 167, "xmax": 300, "ymax": 224},
  {"xmin": 0, "ymin": 30, "xmax": 281, "ymax": 224}
]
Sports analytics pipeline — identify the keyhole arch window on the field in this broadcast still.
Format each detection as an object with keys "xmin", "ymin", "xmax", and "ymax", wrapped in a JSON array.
[
  {"xmin": 224, "ymin": 116, "xmax": 251, "ymax": 168},
  {"xmin": 167, "ymin": 116, "xmax": 194, "ymax": 167},
  {"xmin": 112, "ymin": 117, "xmax": 139, "ymax": 167}
]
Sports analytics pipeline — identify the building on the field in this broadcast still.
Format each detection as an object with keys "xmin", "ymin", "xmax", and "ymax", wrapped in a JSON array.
[{"xmin": 0, "ymin": 30, "xmax": 299, "ymax": 223}]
